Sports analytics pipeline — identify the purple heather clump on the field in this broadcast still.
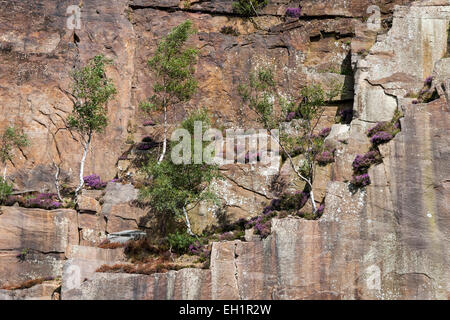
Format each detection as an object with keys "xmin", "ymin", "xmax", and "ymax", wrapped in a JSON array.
[
  {"xmin": 315, "ymin": 150, "xmax": 335, "ymax": 165},
  {"xmin": 370, "ymin": 131, "xmax": 393, "ymax": 145},
  {"xmin": 352, "ymin": 150, "xmax": 381, "ymax": 172},
  {"xmin": 83, "ymin": 174, "xmax": 107, "ymax": 189},
  {"xmin": 143, "ymin": 119, "xmax": 155, "ymax": 126},
  {"xmin": 270, "ymin": 198, "xmax": 281, "ymax": 210},
  {"xmin": 218, "ymin": 232, "xmax": 235, "ymax": 241},
  {"xmin": 136, "ymin": 142, "xmax": 154, "ymax": 151},
  {"xmin": 367, "ymin": 121, "xmax": 388, "ymax": 137},
  {"xmin": 118, "ymin": 155, "xmax": 128, "ymax": 161},
  {"xmin": 297, "ymin": 191, "xmax": 309, "ymax": 209},
  {"xmin": 352, "ymin": 173, "xmax": 371, "ymax": 187},
  {"xmin": 316, "ymin": 204, "xmax": 325, "ymax": 215},
  {"xmin": 285, "ymin": 111, "xmax": 296, "ymax": 122},
  {"xmin": 285, "ymin": 7, "xmax": 301, "ymax": 18},
  {"xmin": 26, "ymin": 193, "xmax": 61, "ymax": 210},
  {"xmin": 319, "ymin": 127, "xmax": 331, "ymax": 138},
  {"xmin": 352, "ymin": 150, "xmax": 380, "ymax": 172},
  {"xmin": 424, "ymin": 76, "xmax": 433, "ymax": 85},
  {"xmin": 254, "ymin": 221, "xmax": 271, "ymax": 238},
  {"xmin": 189, "ymin": 242, "xmax": 210, "ymax": 258},
  {"xmin": 412, "ymin": 100, "xmax": 418, "ymax": 104},
  {"xmin": 262, "ymin": 205, "xmax": 273, "ymax": 215}
]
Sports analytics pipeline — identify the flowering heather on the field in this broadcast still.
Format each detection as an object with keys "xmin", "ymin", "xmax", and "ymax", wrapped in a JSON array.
[
  {"xmin": 188, "ymin": 242, "xmax": 210, "ymax": 259},
  {"xmin": 317, "ymin": 204, "xmax": 325, "ymax": 216},
  {"xmin": 118, "ymin": 155, "xmax": 128, "ymax": 161},
  {"xmin": 352, "ymin": 150, "xmax": 381, "ymax": 173},
  {"xmin": 318, "ymin": 127, "xmax": 331, "ymax": 138},
  {"xmin": 315, "ymin": 150, "xmax": 334, "ymax": 165},
  {"xmin": 83, "ymin": 174, "xmax": 107, "ymax": 189},
  {"xmin": 352, "ymin": 173, "xmax": 371, "ymax": 187},
  {"xmin": 296, "ymin": 191, "xmax": 309, "ymax": 209},
  {"xmin": 136, "ymin": 142, "xmax": 156, "ymax": 151},
  {"xmin": 285, "ymin": 111, "xmax": 296, "ymax": 122},
  {"xmin": 218, "ymin": 232, "xmax": 235, "ymax": 241},
  {"xmin": 367, "ymin": 121, "xmax": 389, "ymax": 137},
  {"xmin": 412, "ymin": 100, "xmax": 418, "ymax": 104},
  {"xmin": 285, "ymin": 7, "xmax": 301, "ymax": 17},
  {"xmin": 254, "ymin": 221, "xmax": 271, "ymax": 238},
  {"xmin": 424, "ymin": 76, "xmax": 433, "ymax": 85},
  {"xmin": 26, "ymin": 193, "xmax": 61, "ymax": 210},
  {"xmin": 279, "ymin": 191, "xmax": 309, "ymax": 211},
  {"xmin": 143, "ymin": 119, "xmax": 155, "ymax": 126},
  {"xmin": 370, "ymin": 131, "xmax": 393, "ymax": 145},
  {"xmin": 270, "ymin": 198, "xmax": 281, "ymax": 210}
]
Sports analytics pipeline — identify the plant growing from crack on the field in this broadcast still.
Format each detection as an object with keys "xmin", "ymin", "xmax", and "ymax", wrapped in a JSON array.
[
  {"xmin": 139, "ymin": 109, "xmax": 221, "ymax": 236},
  {"xmin": 0, "ymin": 126, "xmax": 29, "ymax": 180},
  {"xmin": 237, "ymin": 67, "xmax": 341, "ymax": 214},
  {"xmin": 351, "ymin": 109, "xmax": 403, "ymax": 188},
  {"xmin": 68, "ymin": 54, "xmax": 117, "ymax": 198},
  {"xmin": 140, "ymin": 20, "xmax": 198, "ymax": 165},
  {"xmin": 0, "ymin": 177, "xmax": 13, "ymax": 204},
  {"xmin": 232, "ymin": 0, "xmax": 268, "ymax": 17}
]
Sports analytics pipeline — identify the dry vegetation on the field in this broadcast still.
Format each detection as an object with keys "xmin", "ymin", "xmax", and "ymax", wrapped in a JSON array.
[{"xmin": 1, "ymin": 277, "xmax": 53, "ymax": 291}]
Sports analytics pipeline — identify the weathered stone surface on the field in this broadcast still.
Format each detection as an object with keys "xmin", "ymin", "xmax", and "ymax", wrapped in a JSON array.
[
  {"xmin": 188, "ymin": 158, "xmax": 280, "ymax": 234},
  {"xmin": 64, "ymin": 268, "xmax": 212, "ymax": 300},
  {"xmin": 77, "ymin": 191, "xmax": 102, "ymax": 213},
  {"xmin": 101, "ymin": 182, "xmax": 140, "ymax": 214},
  {"xmin": 0, "ymin": 206, "xmax": 78, "ymax": 253},
  {"xmin": 353, "ymin": 2, "xmax": 450, "ymax": 124},
  {"xmin": 62, "ymin": 2, "xmax": 450, "ymax": 296},
  {"xmin": 276, "ymin": 155, "xmax": 307, "ymax": 194},
  {"xmin": 0, "ymin": 206, "xmax": 78, "ymax": 287},
  {"xmin": 311, "ymin": 163, "xmax": 333, "ymax": 203},
  {"xmin": 61, "ymin": 245, "xmax": 126, "ymax": 297},
  {"xmin": 78, "ymin": 213, "xmax": 107, "ymax": 246},
  {"xmin": 0, "ymin": 281, "xmax": 60, "ymax": 300},
  {"xmin": 100, "ymin": 182, "xmax": 148, "ymax": 233},
  {"xmin": 2, "ymin": 0, "xmax": 449, "ymax": 301},
  {"xmin": 0, "ymin": 0, "xmax": 136, "ymax": 191}
]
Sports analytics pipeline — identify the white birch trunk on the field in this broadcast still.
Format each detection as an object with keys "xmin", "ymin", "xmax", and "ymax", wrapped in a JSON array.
[
  {"xmin": 75, "ymin": 134, "xmax": 91, "ymax": 197},
  {"xmin": 157, "ymin": 105, "xmax": 168, "ymax": 164},
  {"xmin": 183, "ymin": 203, "xmax": 194, "ymax": 236}
]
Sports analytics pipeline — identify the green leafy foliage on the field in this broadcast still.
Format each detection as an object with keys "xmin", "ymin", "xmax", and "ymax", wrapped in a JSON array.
[
  {"xmin": 232, "ymin": 0, "xmax": 268, "ymax": 16},
  {"xmin": 237, "ymin": 67, "xmax": 278, "ymax": 129},
  {"xmin": 0, "ymin": 126, "xmax": 29, "ymax": 165},
  {"xmin": 139, "ymin": 110, "xmax": 221, "ymax": 235},
  {"xmin": 68, "ymin": 55, "xmax": 117, "ymax": 136},
  {"xmin": 0, "ymin": 177, "xmax": 13, "ymax": 203},
  {"xmin": 237, "ymin": 67, "xmax": 341, "ymax": 215},
  {"xmin": 140, "ymin": 20, "xmax": 198, "ymax": 114},
  {"xmin": 166, "ymin": 232, "xmax": 197, "ymax": 254}
]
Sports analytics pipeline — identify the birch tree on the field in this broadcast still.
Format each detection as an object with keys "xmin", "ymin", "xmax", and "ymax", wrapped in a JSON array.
[
  {"xmin": 238, "ymin": 68, "xmax": 340, "ymax": 214},
  {"xmin": 140, "ymin": 20, "xmax": 198, "ymax": 164},
  {"xmin": 68, "ymin": 54, "xmax": 117, "ymax": 197},
  {"xmin": 0, "ymin": 126, "xmax": 29, "ymax": 180}
]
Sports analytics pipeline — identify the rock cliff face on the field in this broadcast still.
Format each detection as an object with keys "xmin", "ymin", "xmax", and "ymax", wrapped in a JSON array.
[
  {"xmin": 63, "ymin": 100, "xmax": 450, "ymax": 300},
  {"xmin": 0, "ymin": 0, "xmax": 449, "ymax": 300}
]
